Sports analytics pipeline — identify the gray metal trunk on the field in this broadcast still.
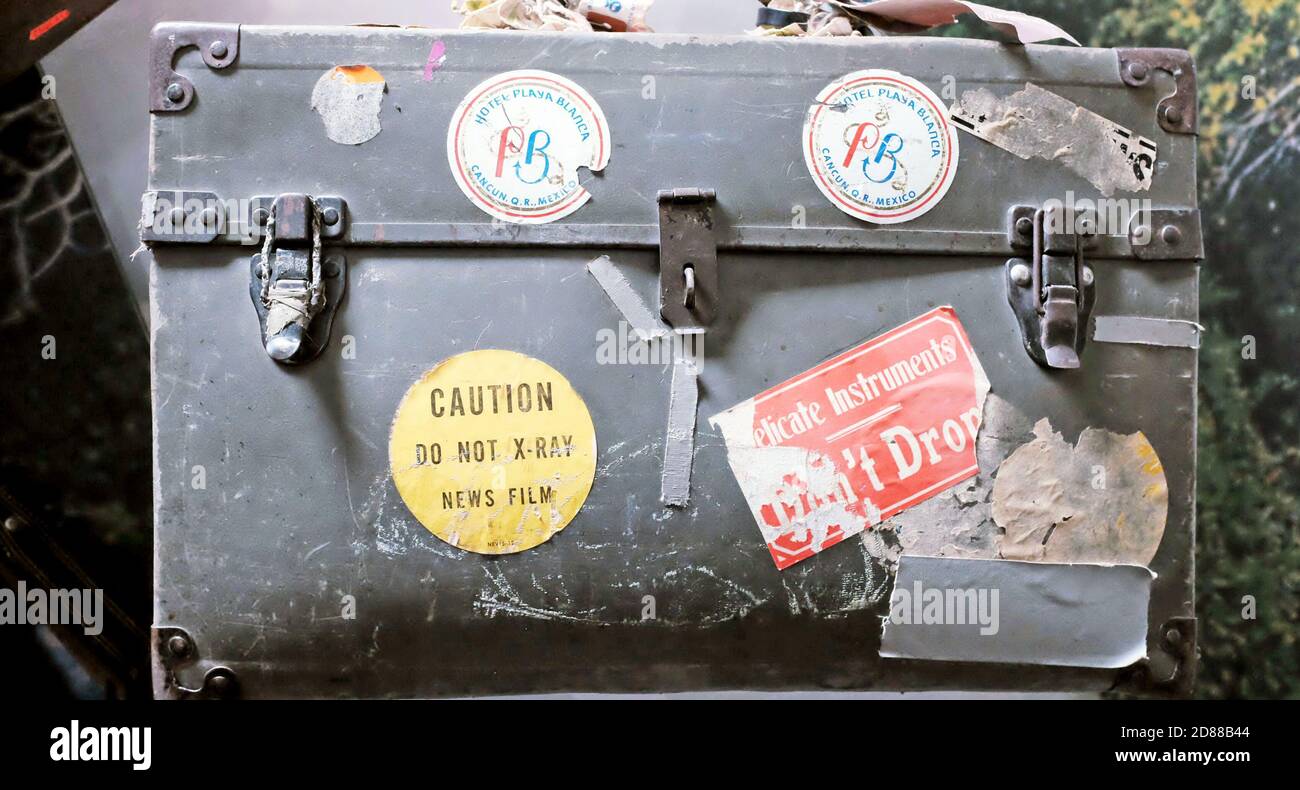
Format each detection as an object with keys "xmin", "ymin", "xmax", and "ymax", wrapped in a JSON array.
[{"xmin": 146, "ymin": 24, "xmax": 1200, "ymax": 698}]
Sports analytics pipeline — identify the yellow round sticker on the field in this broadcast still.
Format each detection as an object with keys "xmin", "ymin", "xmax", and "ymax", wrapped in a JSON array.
[{"xmin": 389, "ymin": 349, "xmax": 597, "ymax": 554}]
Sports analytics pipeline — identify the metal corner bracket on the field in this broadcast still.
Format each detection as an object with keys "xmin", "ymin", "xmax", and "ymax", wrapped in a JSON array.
[
  {"xmin": 1117, "ymin": 48, "xmax": 1198, "ymax": 135},
  {"xmin": 1116, "ymin": 616, "xmax": 1198, "ymax": 697},
  {"xmin": 150, "ymin": 22, "xmax": 240, "ymax": 113},
  {"xmin": 152, "ymin": 626, "xmax": 240, "ymax": 699}
]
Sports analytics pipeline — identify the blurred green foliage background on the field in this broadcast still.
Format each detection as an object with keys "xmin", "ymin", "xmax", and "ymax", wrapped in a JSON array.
[{"xmin": 994, "ymin": 0, "xmax": 1299, "ymax": 698}]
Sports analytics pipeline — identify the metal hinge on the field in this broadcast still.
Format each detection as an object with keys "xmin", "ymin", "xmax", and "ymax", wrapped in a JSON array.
[
  {"xmin": 658, "ymin": 189, "xmax": 718, "ymax": 331},
  {"xmin": 1006, "ymin": 205, "xmax": 1098, "ymax": 370},
  {"xmin": 140, "ymin": 191, "xmax": 346, "ymax": 245},
  {"xmin": 248, "ymin": 194, "xmax": 347, "ymax": 365}
]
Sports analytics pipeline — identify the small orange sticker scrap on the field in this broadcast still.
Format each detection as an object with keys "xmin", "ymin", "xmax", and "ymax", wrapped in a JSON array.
[{"xmin": 332, "ymin": 65, "xmax": 385, "ymax": 84}]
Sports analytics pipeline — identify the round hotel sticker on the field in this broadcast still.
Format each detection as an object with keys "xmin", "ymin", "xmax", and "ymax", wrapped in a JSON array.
[
  {"xmin": 447, "ymin": 70, "xmax": 610, "ymax": 224},
  {"xmin": 803, "ymin": 70, "xmax": 959, "ymax": 225},
  {"xmin": 389, "ymin": 350, "xmax": 597, "ymax": 555}
]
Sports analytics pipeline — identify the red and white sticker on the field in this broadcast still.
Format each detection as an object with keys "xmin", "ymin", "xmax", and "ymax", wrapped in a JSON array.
[
  {"xmin": 803, "ymin": 70, "xmax": 959, "ymax": 225},
  {"xmin": 710, "ymin": 307, "xmax": 990, "ymax": 570},
  {"xmin": 447, "ymin": 70, "xmax": 610, "ymax": 224}
]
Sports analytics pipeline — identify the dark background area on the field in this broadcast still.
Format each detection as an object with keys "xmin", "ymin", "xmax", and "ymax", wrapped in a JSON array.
[{"xmin": 0, "ymin": 67, "xmax": 152, "ymax": 698}]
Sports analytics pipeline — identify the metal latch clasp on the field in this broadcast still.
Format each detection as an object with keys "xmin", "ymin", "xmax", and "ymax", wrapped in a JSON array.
[
  {"xmin": 1006, "ymin": 205, "xmax": 1097, "ymax": 370},
  {"xmin": 658, "ymin": 189, "xmax": 718, "ymax": 330},
  {"xmin": 249, "ymin": 194, "xmax": 347, "ymax": 365}
]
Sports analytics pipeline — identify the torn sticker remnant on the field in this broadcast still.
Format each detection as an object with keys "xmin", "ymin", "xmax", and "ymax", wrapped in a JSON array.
[
  {"xmin": 446, "ymin": 69, "xmax": 611, "ymax": 224},
  {"xmin": 991, "ymin": 418, "xmax": 1168, "ymax": 565},
  {"xmin": 868, "ymin": 393, "xmax": 1035, "ymax": 566},
  {"xmin": 311, "ymin": 65, "xmax": 386, "ymax": 145},
  {"xmin": 951, "ymin": 82, "xmax": 1156, "ymax": 196},
  {"xmin": 423, "ymin": 40, "xmax": 447, "ymax": 81},
  {"xmin": 710, "ymin": 306, "xmax": 990, "ymax": 570},
  {"xmin": 880, "ymin": 555, "xmax": 1152, "ymax": 668}
]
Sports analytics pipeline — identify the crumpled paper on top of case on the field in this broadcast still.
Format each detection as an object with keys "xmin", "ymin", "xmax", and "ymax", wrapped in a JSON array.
[
  {"xmin": 752, "ymin": 1, "xmax": 860, "ymax": 37},
  {"xmin": 453, "ymin": 0, "xmax": 653, "ymax": 32},
  {"xmin": 753, "ymin": 0, "xmax": 1078, "ymax": 44}
]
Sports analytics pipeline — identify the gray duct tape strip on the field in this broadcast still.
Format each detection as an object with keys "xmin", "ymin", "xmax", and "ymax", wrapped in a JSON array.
[
  {"xmin": 1092, "ymin": 315, "xmax": 1202, "ymax": 349},
  {"xmin": 585, "ymin": 255, "xmax": 701, "ymax": 506},
  {"xmin": 661, "ymin": 354, "xmax": 700, "ymax": 507},
  {"xmin": 880, "ymin": 555, "xmax": 1154, "ymax": 669},
  {"xmin": 586, "ymin": 255, "xmax": 669, "ymax": 340}
]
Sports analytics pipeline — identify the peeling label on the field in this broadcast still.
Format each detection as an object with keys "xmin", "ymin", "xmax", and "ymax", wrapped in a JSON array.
[
  {"xmin": 447, "ymin": 69, "xmax": 611, "ymax": 224},
  {"xmin": 991, "ymin": 418, "xmax": 1168, "ymax": 565},
  {"xmin": 803, "ymin": 70, "xmax": 959, "ymax": 225},
  {"xmin": 711, "ymin": 307, "xmax": 989, "ymax": 570},
  {"xmin": 311, "ymin": 65, "xmax": 386, "ymax": 145},
  {"xmin": 388, "ymin": 350, "xmax": 597, "ymax": 554},
  {"xmin": 951, "ymin": 83, "xmax": 1156, "ymax": 196}
]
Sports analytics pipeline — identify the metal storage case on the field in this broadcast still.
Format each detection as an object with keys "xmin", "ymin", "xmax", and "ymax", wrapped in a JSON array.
[{"xmin": 145, "ymin": 23, "xmax": 1201, "ymax": 698}]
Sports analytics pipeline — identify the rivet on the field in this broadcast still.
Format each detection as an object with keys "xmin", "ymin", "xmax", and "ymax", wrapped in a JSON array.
[
  {"xmin": 1015, "ymin": 216, "xmax": 1033, "ymax": 238},
  {"xmin": 165, "ymin": 82, "xmax": 185, "ymax": 103},
  {"xmin": 206, "ymin": 670, "xmax": 237, "ymax": 698},
  {"xmin": 208, "ymin": 40, "xmax": 228, "ymax": 59},
  {"xmin": 252, "ymin": 207, "xmax": 270, "ymax": 226},
  {"xmin": 1125, "ymin": 61, "xmax": 1149, "ymax": 83},
  {"xmin": 167, "ymin": 634, "xmax": 192, "ymax": 658},
  {"xmin": 1161, "ymin": 224, "xmax": 1183, "ymax": 245},
  {"xmin": 3, "ymin": 516, "xmax": 24, "ymax": 533},
  {"xmin": 322, "ymin": 206, "xmax": 340, "ymax": 226},
  {"xmin": 1164, "ymin": 627, "xmax": 1182, "ymax": 646},
  {"xmin": 324, "ymin": 258, "xmax": 342, "ymax": 278},
  {"xmin": 1163, "ymin": 104, "xmax": 1184, "ymax": 127},
  {"xmin": 1082, "ymin": 266, "xmax": 1095, "ymax": 286},
  {"xmin": 1010, "ymin": 262, "xmax": 1032, "ymax": 287}
]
